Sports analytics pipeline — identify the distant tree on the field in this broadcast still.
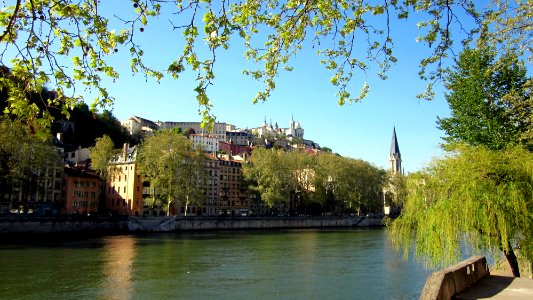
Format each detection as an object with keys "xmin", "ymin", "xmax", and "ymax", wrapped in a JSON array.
[
  {"xmin": 243, "ymin": 147, "xmax": 292, "ymax": 208},
  {"xmin": 137, "ymin": 130, "xmax": 206, "ymax": 215},
  {"xmin": 89, "ymin": 135, "xmax": 116, "ymax": 179},
  {"xmin": 58, "ymin": 105, "xmax": 131, "ymax": 148},
  {"xmin": 170, "ymin": 127, "xmax": 183, "ymax": 134},
  {"xmin": 389, "ymin": 145, "xmax": 533, "ymax": 277},
  {"xmin": 244, "ymin": 148, "xmax": 386, "ymax": 215},
  {"xmin": 315, "ymin": 153, "xmax": 386, "ymax": 215},
  {"xmin": 320, "ymin": 147, "xmax": 333, "ymax": 153},
  {"xmin": 437, "ymin": 47, "xmax": 532, "ymax": 150},
  {"xmin": 0, "ymin": 117, "xmax": 57, "ymax": 182}
]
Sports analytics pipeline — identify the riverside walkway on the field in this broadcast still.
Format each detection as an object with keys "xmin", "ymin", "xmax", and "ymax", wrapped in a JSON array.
[
  {"xmin": 455, "ymin": 275, "xmax": 533, "ymax": 299},
  {"xmin": 419, "ymin": 256, "xmax": 533, "ymax": 300}
]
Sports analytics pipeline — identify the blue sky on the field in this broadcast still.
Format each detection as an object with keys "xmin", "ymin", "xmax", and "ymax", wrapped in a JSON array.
[{"xmin": 84, "ymin": 4, "xmax": 455, "ymax": 173}]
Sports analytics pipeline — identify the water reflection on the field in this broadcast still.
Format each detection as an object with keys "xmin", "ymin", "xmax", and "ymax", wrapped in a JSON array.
[
  {"xmin": 0, "ymin": 229, "xmax": 431, "ymax": 299},
  {"xmin": 99, "ymin": 235, "xmax": 136, "ymax": 300}
]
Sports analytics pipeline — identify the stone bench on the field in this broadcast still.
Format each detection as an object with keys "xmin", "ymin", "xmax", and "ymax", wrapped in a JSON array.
[{"xmin": 419, "ymin": 256, "xmax": 490, "ymax": 300}]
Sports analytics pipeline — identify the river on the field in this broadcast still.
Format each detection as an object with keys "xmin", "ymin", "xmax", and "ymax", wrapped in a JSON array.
[{"xmin": 0, "ymin": 228, "xmax": 431, "ymax": 299}]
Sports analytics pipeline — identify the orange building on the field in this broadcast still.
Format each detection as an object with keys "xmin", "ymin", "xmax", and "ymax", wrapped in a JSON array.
[
  {"xmin": 63, "ymin": 166, "xmax": 101, "ymax": 215},
  {"xmin": 104, "ymin": 144, "xmax": 143, "ymax": 216}
]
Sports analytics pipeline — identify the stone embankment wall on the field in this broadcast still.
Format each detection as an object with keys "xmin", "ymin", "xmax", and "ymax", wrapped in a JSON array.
[
  {"xmin": 419, "ymin": 256, "xmax": 489, "ymax": 300},
  {"xmin": 0, "ymin": 216, "xmax": 382, "ymax": 234},
  {"xmin": 127, "ymin": 216, "xmax": 383, "ymax": 232},
  {"xmin": 0, "ymin": 216, "xmax": 128, "ymax": 235}
]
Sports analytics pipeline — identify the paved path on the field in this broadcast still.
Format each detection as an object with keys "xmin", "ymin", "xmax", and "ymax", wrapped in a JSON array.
[{"xmin": 455, "ymin": 275, "xmax": 533, "ymax": 299}]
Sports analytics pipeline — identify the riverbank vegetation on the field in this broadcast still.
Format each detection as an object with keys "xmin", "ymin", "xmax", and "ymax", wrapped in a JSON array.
[{"xmin": 389, "ymin": 46, "xmax": 532, "ymax": 277}]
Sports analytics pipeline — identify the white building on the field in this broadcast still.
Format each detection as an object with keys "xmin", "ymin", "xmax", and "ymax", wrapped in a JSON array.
[
  {"xmin": 121, "ymin": 116, "xmax": 159, "ymax": 135},
  {"xmin": 64, "ymin": 146, "xmax": 91, "ymax": 164},
  {"xmin": 158, "ymin": 121, "xmax": 227, "ymax": 140},
  {"xmin": 190, "ymin": 134, "xmax": 219, "ymax": 153},
  {"xmin": 251, "ymin": 116, "xmax": 304, "ymax": 140}
]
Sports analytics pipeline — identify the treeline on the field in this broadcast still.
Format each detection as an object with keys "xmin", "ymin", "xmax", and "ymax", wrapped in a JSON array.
[{"xmin": 243, "ymin": 147, "xmax": 388, "ymax": 216}]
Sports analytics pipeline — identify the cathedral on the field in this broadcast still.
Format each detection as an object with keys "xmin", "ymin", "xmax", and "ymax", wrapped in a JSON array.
[{"xmin": 252, "ymin": 115, "xmax": 304, "ymax": 140}]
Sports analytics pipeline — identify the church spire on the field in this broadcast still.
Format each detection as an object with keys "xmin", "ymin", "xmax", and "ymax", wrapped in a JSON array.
[{"xmin": 389, "ymin": 127, "xmax": 402, "ymax": 175}]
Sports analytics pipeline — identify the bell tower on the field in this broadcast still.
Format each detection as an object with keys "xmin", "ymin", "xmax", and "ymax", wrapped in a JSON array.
[{"xmin": 389, "ymin": 127, "xmax": 402, "ymax": 175}]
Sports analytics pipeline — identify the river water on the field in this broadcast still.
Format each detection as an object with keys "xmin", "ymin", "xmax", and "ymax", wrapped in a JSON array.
[{"xmin": 0, "ymin": 228, "xmax": 431, "ymax": 299}]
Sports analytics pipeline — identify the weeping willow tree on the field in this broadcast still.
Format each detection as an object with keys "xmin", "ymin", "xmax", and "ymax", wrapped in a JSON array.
[{"xmin": 388, "ymin": 144, "xmax": 533, "ymax": 277}]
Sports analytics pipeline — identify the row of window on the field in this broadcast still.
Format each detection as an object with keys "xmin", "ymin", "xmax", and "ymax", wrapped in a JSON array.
[
  {"xmin": 73, "ymin": 191, "xmax": 97, "ymax": 198},
  {"xmin": 1, "ymin": 191, "xmax": 60, "ymax": 202},
  {"xmin": 219, "ymin": 200, "xmax": 249, "ymax": 207},
  {"xmin": 220, "ymin": 175, "xmax": 240, "ymax": 181},
  {"xmin": 72, "ymin": 200, "xmax": 98, "ymax": 208},
  {"xmin": 73, "ymin": 180, "xmax": 96, "ymax": 188}
]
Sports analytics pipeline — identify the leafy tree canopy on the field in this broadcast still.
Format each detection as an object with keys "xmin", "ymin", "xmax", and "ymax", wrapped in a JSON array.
[
  {"xmin": 89, "ymin": 134, "xmax": 116, "ymax": 179},
  {"xmin": 0, "ymin": 117, "xmax": 57, "ymax": 181},
  {"xmin": 244, "ymin": 148, "xmax": 386, "ymax": 213},
  {"xmin": 137, "ymin": 130, "xmax": 206, "ymax": 214},
  {"xmin": 1, "ymin": 1, "xmax": 531, "ymax": 127},
  {"xmin": 437, "ymin": 47, "xmax": 532, "ymax": 150}
]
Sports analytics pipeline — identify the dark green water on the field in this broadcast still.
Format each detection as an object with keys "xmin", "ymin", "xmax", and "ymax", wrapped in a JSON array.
[{"xmin": 0, "ymin": 228, "xmax": 430, "ymax": 299}]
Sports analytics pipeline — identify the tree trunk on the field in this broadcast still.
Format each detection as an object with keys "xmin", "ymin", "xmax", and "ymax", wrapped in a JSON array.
[
  {"xmin": 184, "ymin": 195, "xmax": 189, "ymax": 216},
  {"xmin": 503, "ymin": 241, "xmax": 521, "ymax": 277}
]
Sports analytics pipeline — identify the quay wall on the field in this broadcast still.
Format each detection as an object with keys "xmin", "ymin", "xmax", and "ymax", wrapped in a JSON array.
[
  {"xmin": 0, "ymin": 216, "xmax": 129, "ymax": 235},
  {"xmin": 0, "ymin": 216, "xmax": 383, "ymax": 234},
  {"xmin": 128, "ymin": 216, "xmax": 383, "ymax": 232}
]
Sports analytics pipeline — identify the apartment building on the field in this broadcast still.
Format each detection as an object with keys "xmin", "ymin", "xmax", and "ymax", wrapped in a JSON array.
[{"xmin": 104, "ymin": 144, "xmax": 143, "ymax": 216}]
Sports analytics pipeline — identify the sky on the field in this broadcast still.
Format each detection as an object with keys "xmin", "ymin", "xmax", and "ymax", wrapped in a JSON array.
[{"xmin": 81, "ymin": 4, "xmax": 456, "ymax": 173}]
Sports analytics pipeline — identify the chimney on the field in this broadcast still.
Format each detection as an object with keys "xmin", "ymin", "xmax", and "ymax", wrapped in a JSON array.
[{"xmin": 122, "ymin": 143, "xmax": 129, "ymax": 161}]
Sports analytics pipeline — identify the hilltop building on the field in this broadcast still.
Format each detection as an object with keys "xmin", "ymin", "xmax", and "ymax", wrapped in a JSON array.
[
  {"xmin": 157, "ymin": 121, "xmax": 227, "ymax": 140},
  {"xmin": 121, "ymin": 115, "xmax": 159, "ymax": 135},
  {"xmin": 225, "ymin": 130, "xmax": 253, "ymax": 146},
  {"xmin": 252, "ymin": 116, "xmax": 304, "ymax": 140}
]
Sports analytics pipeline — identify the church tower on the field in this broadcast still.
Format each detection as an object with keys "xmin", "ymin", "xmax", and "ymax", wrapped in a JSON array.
[{"xmin": 389, "ymin": 127, "xmax": 402, "ymax": 175}]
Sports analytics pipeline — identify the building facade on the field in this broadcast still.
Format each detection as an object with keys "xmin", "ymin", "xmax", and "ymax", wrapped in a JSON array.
[
  {"xmin": 252, "ymin": 116, "xmax": 304, "ymax": 140},
  {"xmin": 0, "ymin": 138, "xmax": 64, "ymax": 215},
  {"xmin": 218, "ymin": 156, "xmax": 250, "ymax": 216},
  {"xmin": 63, "ymin": 166, "xmax": 101, "ymax": 215},
  {"xmin": 226, "ymin": 130, "xmax": 252, "ymax": 146},
  {"xmin": 190, "ymin": 134, "xmax": 219, "ymax": 153},
  {"xmin": 104, "ymin": 144, "xmax": 143, "ymax": 216},
  {"xmin": 121, "ymin": 115, "xmax": 159, "ymax": 135},
  {"xmin": 202, "ymin": 155, "xmax": 220, "ymax": 216},
  {"xmin": 64, "ymin": 146, "xmax": 91, "ymax": 164},
  {"xmin": 158, "ymin": 121, "xmax": 227, "ymax": 140}
]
